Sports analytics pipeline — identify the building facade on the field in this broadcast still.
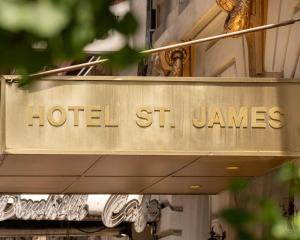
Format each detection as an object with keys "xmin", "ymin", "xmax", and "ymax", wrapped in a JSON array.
[
  {"xmin": 0, "ymin": 0, "xmax": 299, "ymax": 240},
  {"xmin": 148, "ymin": 0, "xmax": 300, "ymax": 239}
]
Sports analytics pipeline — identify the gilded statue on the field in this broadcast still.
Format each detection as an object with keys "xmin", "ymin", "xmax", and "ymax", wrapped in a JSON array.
[
  {"xmin": 216, "ymin": 0, "xmax": 250, "ymax": 32},
  {"xmin": 151, "ymin": 45, "xmax": 189, "ymax": 77}
]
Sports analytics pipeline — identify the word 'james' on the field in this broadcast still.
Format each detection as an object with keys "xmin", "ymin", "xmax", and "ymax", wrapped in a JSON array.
[{"xmin": 192, "ymin": 106, "xmax": 284, "ymax": 129}]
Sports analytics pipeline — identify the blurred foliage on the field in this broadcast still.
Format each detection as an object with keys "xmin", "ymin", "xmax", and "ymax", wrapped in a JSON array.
[
  {"xmin": 221, "ymin": 163, "xmax": 300, "ymax": 240},
  {"xmin": 0, "ymin": 0, "xmax": 141, "ymax": 78}
]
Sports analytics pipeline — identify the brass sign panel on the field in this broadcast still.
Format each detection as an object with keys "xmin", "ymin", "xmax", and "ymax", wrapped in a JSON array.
[{"xmin": 3, "ymin": 77, "xmax": 300, "ymax": 155}]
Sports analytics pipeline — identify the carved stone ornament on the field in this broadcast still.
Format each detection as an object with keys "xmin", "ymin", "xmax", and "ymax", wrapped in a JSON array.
[
  {"xmin": 102, "ymin": 195, "xmax": 160, "ymax": 233},
  {"xmin": 0, "ymin": 195, "xmax": 88, "ymax": 221},
  {"xmin": 152, "ymin": 44, "xmax": 189, "ymax": 77},
  {"xmin": 216, "ymin": 0, "xmax": 251, "ymax": 33}
]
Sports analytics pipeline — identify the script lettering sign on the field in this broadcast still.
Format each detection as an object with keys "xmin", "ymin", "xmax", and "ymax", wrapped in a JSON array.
[
  {"xmin": 102, "ymin": 195, "xmax": 160, "ymax": 233},
  {"xmin": 0, "ymin": 195, "xmax": 88, "ymax": 221}
]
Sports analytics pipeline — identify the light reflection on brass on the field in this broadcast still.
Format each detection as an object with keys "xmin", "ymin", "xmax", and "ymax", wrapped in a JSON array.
[
  {"xmin": 86, "ymin": 106, "xmax": 102, "ymax": 127},
  {"xmin": 207, "ymin": 107, "xmax": 226, "ymax": 128},
  {"xmin": 28, "ymin": 106, "xmax": 45, "ymax": 126},
  {"xmin": 104, "ymin": 106, "xmax": 118, "ymax": 127},
  {"xmin": 154, "ymin": 107, "xmax": 171, "ymax": 127},
  {"xmin": 228, "ymin": 107, "xmax": 248, "ymax": 128},
  {"xmin": 251, "ymin": 107, "xmax": 267, "ymax": 128},
  {"xmin": 192, "ymin": 107, "xmax": 206, "ymax": 128},
  {"xmin": 136, "ymin": 106, "xmax": 153, "ymax": 128},
  {"xmin": 47, "ymin": 105, "xmax": 66, "ymax": 127},
  {"xmin": 68, "ymin": 106, "xmax": 84, "ymax": 126},
  {"xmin": 269, "ymin": 107, "xmax": 285, "ymax": 129}
]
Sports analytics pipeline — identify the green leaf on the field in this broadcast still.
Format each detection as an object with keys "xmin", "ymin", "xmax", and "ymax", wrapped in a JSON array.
[
  {"xmin": 105, "ymin": 44, "xmax": 143, "ymax": 68},
  {"xmin": 272, "ymin": 220, "xmax": 290, "ymax": 239},
  {"xmin": 277, "ymin": 163, "xmax": 299, "ymax": 182},
  {"xmin": 0, "ymin": 0, "xmax": 140, "ymax": 83},
  {"xmin": 229, "ymin": 178, "xmax": 249, "ymax": 193},
  {"xmin": 0, "ymin": 0, "xmax": 69, "ymax": 37},
  {"xmin": 116, "ymin": 12, "xmax": 138, "ymax": 36},
  {"xmin": 258, "ymin": 199, "xmax": 282, "ymax": 226},
  {"xmin": 220, "ymin": 208, "xmax": 255, "ymax": 226},
  {"xmin": 221, "ymin": 208, "xmax": 257, "ymax": 240}
]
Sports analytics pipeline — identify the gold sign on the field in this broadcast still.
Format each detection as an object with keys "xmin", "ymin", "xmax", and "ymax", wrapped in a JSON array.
[{"xmin": 2, "ymin": 77, "xmax": 300, "ymax": 155}]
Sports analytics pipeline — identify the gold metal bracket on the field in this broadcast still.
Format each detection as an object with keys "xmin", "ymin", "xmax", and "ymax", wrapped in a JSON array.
[
  {"xmin": 154, "ymin": 43, "xmax": 189, "ymax": 76},
  {"xmin": 217, "ymin": 0, "xmax": 251, "ymax": 33}
]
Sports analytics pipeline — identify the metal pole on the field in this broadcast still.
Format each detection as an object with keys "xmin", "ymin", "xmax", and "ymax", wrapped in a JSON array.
[
  {"xmin": 77, "ymin": 56, "xmax": 96, "ymax": 76},
  {"xmin": 29, "ymin": 58, "xmax": 109, "ymax": 78},
  {"xmin": 83, "ymin": 56, "xmax": 102, "ymax": 76},
  {"xmin": 28, "ymin": 18, "xmax": 299, "ymax": 79},
  {"xmin": 142, "ymin": 18, "xmax": 300, "ymax": 54}
]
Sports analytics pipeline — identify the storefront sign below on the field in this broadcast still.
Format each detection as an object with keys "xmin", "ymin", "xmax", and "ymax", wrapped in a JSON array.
[
  {"xmin": 0, "ymin": 194, "xmax": 160, "ymax": 233},
  {"xmin": 0, "ymin": 195, "xmax": 88, "ymax": 221}
]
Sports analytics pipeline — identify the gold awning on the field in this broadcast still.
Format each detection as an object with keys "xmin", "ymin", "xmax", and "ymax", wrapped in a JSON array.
[{"xmin": 0, "ymin": 76, "xmax": 299, "ymax": 194}]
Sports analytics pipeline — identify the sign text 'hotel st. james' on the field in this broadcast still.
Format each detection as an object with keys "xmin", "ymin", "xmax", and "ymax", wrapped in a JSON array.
[{"xmin": 2, "ymin": 77, "xmax": 300, "ymax": 155}]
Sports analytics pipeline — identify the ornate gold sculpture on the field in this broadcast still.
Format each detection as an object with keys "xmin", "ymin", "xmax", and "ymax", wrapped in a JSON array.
[
  {"xmin": 216, "ymin": 0, "xmax": 250, "ymax": 33},
  {"xmin": 152, "ymin": 44, "xmax": 189, "ymax": 77}
]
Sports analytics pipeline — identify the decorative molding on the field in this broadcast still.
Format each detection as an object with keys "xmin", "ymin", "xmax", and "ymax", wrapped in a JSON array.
[
  {"xmin": 182, "ymin": 5, "xmax": 223, "ymax": 41},
  {"xmin": 210, "ymin": 58, "xmax": 237, "ymax": 77},
  {"xmin": 246, "ymin": 0, "xmax": 267, "ymax": 77},
  {"xmin": 271, "ymin": 0, "xmax": 283, "ymax": 72},
  {"xmin": 264, "ymin": 72, "xmax": 284, "ymax": 78},
  {"xmin": 287, "ymin": 8, "xmax": 300, "ymax": 79},
  {"xmin": 205, "ymin": 39, "xmax": 220, "ymax": 52},
  {"xmin": 265, "ymin": 1, "xmax": 299, "ymax": 77},
  {"xmin": 292, "ymin": 51, "xmax": 300, "ymax": 79}
]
